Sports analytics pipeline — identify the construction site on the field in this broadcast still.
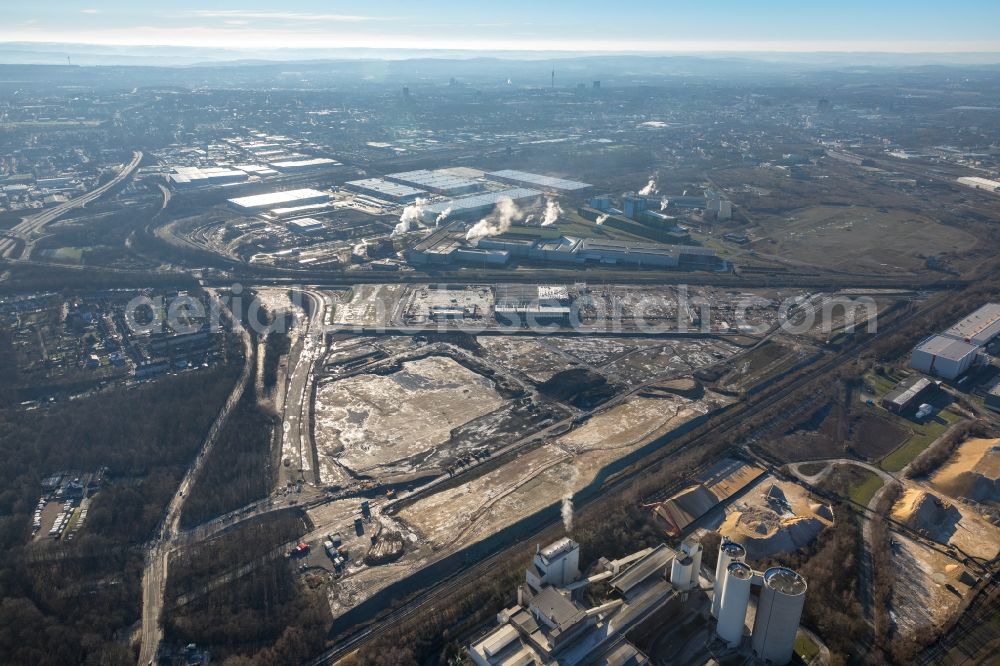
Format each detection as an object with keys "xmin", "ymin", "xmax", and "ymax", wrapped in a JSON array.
[{"xmin": 279, "ymin": 279, "xmax": 837, "ymax": 632}]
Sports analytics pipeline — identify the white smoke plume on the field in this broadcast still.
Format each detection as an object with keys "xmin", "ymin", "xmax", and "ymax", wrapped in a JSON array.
[
  {"xmin": 465, "ymin": 197, "xmax": 521, "ymax": 242},
  {"xmin": 638, "ymin": 178, "xmax": 658, "ymax": 196},
  {"xmin": 561, "ymin": 496, "xmax": 574, "ymax": 532},
  {"xmin": 560, "ymin": 467, "xmax": 579, "ymax": 533},
  {"xmin": 523, "ymin": 214, "xmax": 535, "ymax": 226},
  {"xmin": 660, "ymin": 196, "xmax": 669, "ymax": 211},
  {"xmin": 434, "ymin": 206, "xmax": 452, "ymax": 226},
  {"xmin": 541, "ymin": 198, "xmax": 563, "ymax": 226},
  {"xmin": 392, "ymin": 197, "xmax": 428, "ymax": 236},
  {"xmin": 595, "ymin": 213, "xmax": 609, "ymax": 225}
]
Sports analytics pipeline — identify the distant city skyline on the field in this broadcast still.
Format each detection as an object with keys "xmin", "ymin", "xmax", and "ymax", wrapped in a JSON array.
[{"xmin": 3, "ymin": 0, "xmax": 999, "ymax": 54}]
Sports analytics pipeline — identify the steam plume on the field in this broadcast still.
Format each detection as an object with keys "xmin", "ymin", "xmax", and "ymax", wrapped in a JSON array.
[
  {"xmin": 638, "ymin": 178, "xmax": 658, "ymax": 196},
  {"xmin": 561, "ymin": 467, "xmax": 578, "ymax": 533},
  {"xmin": 465, "ymin": 197, "xmax": 521, "ymax": 242},
  {"xmin": 541, "ymin": 198, "xmax": 563, "ymax": 226},
  {"xmin": 561, "ymin": 496, "xmax": 574, "ymax": 532},
  {"xmin": 392, "ymin": 197, "xmax": 428, "ymax": 236},
  {"xmin": 435, "ymin": 207, "xmax": 452, "ymax": 226},
  {"xmin": 595, "ymin": 213, "xmax": 609, "ymax": 225},
  {"xmin": 660, "ymin": 196, "xmax": 669, "ymax": 211}
]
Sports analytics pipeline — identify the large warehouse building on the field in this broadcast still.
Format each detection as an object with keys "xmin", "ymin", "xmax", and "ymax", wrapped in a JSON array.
[
  {"xmin": 169, "ymin": 166, "xmax": 249, "ymax": 188},
  {"xmin": 941, "ymin": 303, "xmax": 1000, "ymax": 347},
  {"xmin": 386, "ymin": 169, "xmax": 483, "ymax": 196},
  {"xmin": 228, "ymin": 188, "xmax": 331, "ymax": 213},
  {"xmin": 485, "ymin": 169, "xmax": 592, "ymax": 193},
  {"xmin": 909, "ymin": 335, "xmax": 981, "ymax": 380},
  {"xmin": 268, "ymin": 157, "xmax": 339, "ymax": 172},
  {"xmin": 421, "ymin": 188, "xmax": 542, "ymax": 222},
  {"xmin": 343, "ymin": 178, "xmax": 426, "ymax": 203}
]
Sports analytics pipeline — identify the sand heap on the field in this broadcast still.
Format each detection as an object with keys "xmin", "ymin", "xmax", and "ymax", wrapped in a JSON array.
[
  {"xmin": 931, "ymin": 438, "xmax": 1000, "ymax": 505},
  {"xmin": 720, "ymin": 505, "xmax": 827, "ymax": 559},
  {"xmin": 892, "ymin": 488, "xmax": 961, "ymax": 536}
]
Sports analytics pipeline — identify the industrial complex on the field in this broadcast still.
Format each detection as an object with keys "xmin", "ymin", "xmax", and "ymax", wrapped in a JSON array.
[
  {"xmin": 469, "ymin": 537, "xmax": 807, "ymax": 666},
  {"xmin": 6, "ymin": 52, "xmax": 1000, "ymax": 666},
  {"xmin": 910, "ymin": 302, "xmax": 1000, "ymax": 379}
]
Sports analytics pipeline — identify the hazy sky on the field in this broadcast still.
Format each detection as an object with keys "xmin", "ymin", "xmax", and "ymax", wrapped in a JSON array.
[{"xmin": 3, "ymin": 0, "xmax": 999, "ymax": 53}]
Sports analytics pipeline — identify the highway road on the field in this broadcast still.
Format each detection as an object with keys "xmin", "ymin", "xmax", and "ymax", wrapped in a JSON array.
[
  {"xmin": 136, "ymin": 289, "xmax": 253, "ymax": 666},
  {"xmin": 0, "ymin": 150, "xmax": 143, "ymax": 260}
]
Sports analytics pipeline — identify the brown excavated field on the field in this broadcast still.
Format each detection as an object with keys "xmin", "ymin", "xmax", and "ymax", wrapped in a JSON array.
[
  {"xmin": 753, "ymin": 205, "xmax": 978, "ymax": 273},
  {"xmin": 398, "ymin": 392, "xmax": 734, "ymax": 550},
  {"xmin": 313, "ymin": 355, "xmax": 504, "ymax": 480},
  {"xmin": 931, "ymin": 437, "xmax": 1000, "ymax": 505}
]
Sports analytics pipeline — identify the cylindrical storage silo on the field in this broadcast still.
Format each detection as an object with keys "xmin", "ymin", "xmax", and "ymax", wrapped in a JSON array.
[
  {"xmin": 712, "ymin": 540, "xmax": 747, "ymax": 618},
  {"xmin": 685, "ymin": 541, "xmax": 703, "ymax": 589},
  {"xmin": 670, "ymin": 555, "xmax": 694, "ymax": 590},
  {"xmin": 752, "ymin": 567, "xmax": 808, "ymax": 666},
  {"xmin": 717, "ymin": 562, "xmax": 753, "ymax": 647}
]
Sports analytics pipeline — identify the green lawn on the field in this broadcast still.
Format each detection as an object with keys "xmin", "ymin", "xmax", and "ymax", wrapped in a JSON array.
[
  {"xmin": 795, "ymin": 633, "xmax": 821, "ymax": 662},
  {"xmin": 817, "ymin": 465, "xmax": 884, "ymax": 511},
  {"xmin": 849, "ymin": 472, "xmax": 885, "ymax": 507},
  {"xmin": 864, "ymin": 370, "xmax": 896, "ymax": 397},
  {"xmin": 880, "ymin": 409, "xmax": 962, "ymax": 473}
]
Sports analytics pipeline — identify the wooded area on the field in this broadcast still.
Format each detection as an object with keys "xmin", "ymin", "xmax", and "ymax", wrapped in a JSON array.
[{"xmin": 0, "ymin": 364, "xmax": 239, "ymax": 665}]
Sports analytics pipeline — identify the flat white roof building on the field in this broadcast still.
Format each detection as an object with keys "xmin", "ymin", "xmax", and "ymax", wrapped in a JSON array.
[
  {"xmin": 287, "ymin": 217, "xmax": 326, "ymax": 234},
  {"xmin": 228, "ymin": 188, "xmax": 330, "ymax": 212},
  {"xmin": 268, "ymin": 157, "xmax": 339, "ymax": 172},
  {"xmin": 942, "ymin": 303, "xmax": 1000, "ymax": 346},
  {"xmin": 421, "ymin": 188, "xmax": 542, "ymax": 221},
  {"xmin": 957, "ymin": 176, "xmax": 1000, "ymax": 193},
  {"xmin": 386, "ymin": 169, "xmax": 484, "ymax": 195},
  {"xmin": 344, "ymin": 178, "xmax": 426, "ymax": 202},
  {"xmin": 485, "ymin": 169, "xmax": 593, "ymax": 193},
  {"xmin": 910, "ymin": 334, "xmax": 981, "ymax": 380},
  {"xmin": 169, "ymin": 166, "xmax": 249, "ymax": 188}
]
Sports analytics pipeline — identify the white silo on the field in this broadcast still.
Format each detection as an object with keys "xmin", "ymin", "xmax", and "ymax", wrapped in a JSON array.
[
  {"xmin": 752, "ymin": 567, "xmax": 808, "ymax": 665},
  {"xmin": 712, "ymin": 540, "xmax": 747, "ymax": 618},
  {"xmin": 716, "ymin": 561, "xmax": 753, "ymax": 647},
  {"xmin": 670, "ymin": 554, "xmax": 694, "ymax": 591},
  {"xmin": 680, "ymin": 539, "xmax": 703, "ymax": 589}
]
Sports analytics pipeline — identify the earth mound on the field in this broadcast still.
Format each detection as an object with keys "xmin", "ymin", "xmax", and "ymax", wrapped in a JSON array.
[
  {"xmin": 720, "ymin": 506, "xmax": 826, "ymax": 559},
  {"xmin": 892, "ymin": 489, "xmax": 961, "ymax": 537}
]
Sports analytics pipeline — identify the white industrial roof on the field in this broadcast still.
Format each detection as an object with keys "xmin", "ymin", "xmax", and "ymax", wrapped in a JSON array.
[
  {"xmin": 228, "ymin": 188, "xmax": 329, "ymax": 209},
  {"xmin": 288, "ymin": 217, "xmax": 324, "ymax": 228},
  {"xmin": 486, "ymin": 169, "xmax": 592, "ymax": 192},
  {"xmin": 915, "ymin": 335, "xmax": 980, "ymax": 361},
  {"xmin": 422, "ymin": 188, "xmax": 541, "ymax": 216},
  {"xmin": 345, "ymin": 178, "xmax": 426, "ymax": 198},
  {"xmin": 386, "ymin": 169, "xmax": 482, "ymax": 192},
  {"xmin": 942, "ymin": 303, "xmax": 1000, "ymax": 345},
  {"xmin": 957, "ymin": 176, "xmax": 1000, "ymax": 192},
  {"xmin": 269, "ymin": 157, "xmax": 339, "ymax": 169}
]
